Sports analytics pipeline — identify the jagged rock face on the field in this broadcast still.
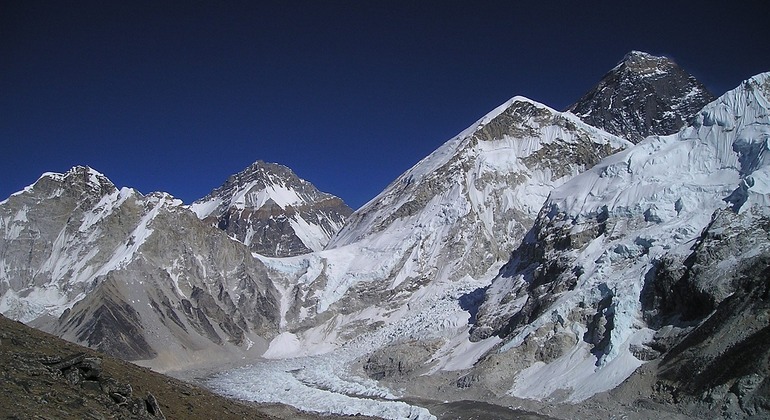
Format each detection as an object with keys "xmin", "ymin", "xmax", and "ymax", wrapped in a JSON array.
[
  {"xmin": 617, "ymin": 208, "xmax": 770, "ymax": 419},
  {"xmin": 0, "ymin": 166, "xmax": 119, "ymax": 304},
  {"xmin": 191, "ymin": 161, "xmax": 351, "ymax": 257},
  {"xmin": 468, "ymin": 73, "xmax": 770, "ymax": 403},
  {"xmin": 264, "ymin": 96, "xmax": 629, "ymax": 352},
  {"xmin": 0, "ymin": 166, "xmax": 281, "ymax": 369},
  {"xmin": 569, "ymin": 51, "xmax": 715, "ymax": 143}
]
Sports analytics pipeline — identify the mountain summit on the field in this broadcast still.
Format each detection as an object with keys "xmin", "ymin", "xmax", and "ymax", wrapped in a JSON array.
[
  {"xmin": 569, "ymin": 51, "xmax": 715, "ymax": 142},
  {"xmin": 191, "ymin": 161, "xmax": 352, "ymax": 257}
]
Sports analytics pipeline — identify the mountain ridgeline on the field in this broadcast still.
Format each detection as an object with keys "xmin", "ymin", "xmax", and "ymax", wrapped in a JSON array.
[{"xmin": 1, "ymin": 52, "xmax": 768, "ymax": 419}]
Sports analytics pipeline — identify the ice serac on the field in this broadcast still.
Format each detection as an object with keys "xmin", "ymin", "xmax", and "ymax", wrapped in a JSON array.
[
  {"xmin": 0, "ymin": 166, "xmax": 281, "ymax": 371},
  {"xmin": 569, "ymin": 50, "xmax": 715, "ymax": 143},
  {"xmin": 469, "ymin": 73, "xmax": 770, "ymax": 413},
  {"xmin": 191, "ymin": 160, "xmax": 352, "ymax": 257}
]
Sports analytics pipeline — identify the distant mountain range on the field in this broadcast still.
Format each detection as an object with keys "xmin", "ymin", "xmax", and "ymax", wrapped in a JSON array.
[{"xmin": 2, "ymin": 51, "xmax": 767, "ymax": 419}]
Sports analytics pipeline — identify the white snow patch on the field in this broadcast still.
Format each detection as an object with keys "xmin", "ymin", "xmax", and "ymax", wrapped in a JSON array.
[
  {"xmin": 189, "ymin": 197, "xmax": 222, "ymax": 219},
  {"xmin": 95, "ymin": 194, "xmax": 169, "ymax": 277},
  {"xmin": 430, "ymin": 333, "xmax": 502, "ymax": 372},
  {"xmin": 508, "ymin": 328, "xmax": 654, "ymax": 402},
  {"xmin": 262, "ymin": 332, "xmax": 302, "ymax": 359}
]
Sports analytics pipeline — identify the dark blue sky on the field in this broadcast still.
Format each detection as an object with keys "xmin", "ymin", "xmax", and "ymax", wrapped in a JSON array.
[{"xmin": 2, "ymin": 1, "xmax": 769, "ymax": 209}]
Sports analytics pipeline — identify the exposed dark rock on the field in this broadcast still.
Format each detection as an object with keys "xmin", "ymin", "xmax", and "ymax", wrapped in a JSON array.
[
  {"xmin": 146, "ymin": 392, "xmax": 165, "ymax": 419},
  {"xmin": 80, "ymin": 357, "xmax": 103, "ymax": 380},
  {"xmin": 43, "ymin": 352, "xmax": 87, "ymax": 371},
  {"xmin": 70, "ymin": 281, "xmax": 158, "ymax": 361},
  {"xmin": 101, "ymin": 377, "xmax": 133, "ymax": 398},
  {"xmin": 569, "ymin": 51, "xmax": 715, "ymax": 143},
  {"xmin": 456, "ymin": 374, "xmax": 479, "ymax": 389},
  {"xmin": 36, "ymin": 350, "xmax": 169, "ymax": 417}
]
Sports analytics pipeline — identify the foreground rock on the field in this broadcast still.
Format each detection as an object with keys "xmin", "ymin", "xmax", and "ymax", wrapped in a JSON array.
[{"xmin": 0, "ymin": 314, "xmax": 279, "ymax": 419}]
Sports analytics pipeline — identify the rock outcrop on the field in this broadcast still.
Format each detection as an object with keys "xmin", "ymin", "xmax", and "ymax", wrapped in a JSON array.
[
  {"xmin": 40, "ymin": 352, "xmax": 166, "ymax": 419},
  {"xmin": 641, "ymin": 208, "xmax": 770, "ymax": 418}
]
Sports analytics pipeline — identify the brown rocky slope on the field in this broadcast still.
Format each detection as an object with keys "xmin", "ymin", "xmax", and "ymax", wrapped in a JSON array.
[{"xmin": 0, "ymin": 313, "xmax": 279, "ymax": 419}]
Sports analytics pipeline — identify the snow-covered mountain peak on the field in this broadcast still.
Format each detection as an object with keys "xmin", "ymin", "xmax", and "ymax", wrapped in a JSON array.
[
  {"xmin": 33, "ymin": 166, "xmax": 116, "ymax": 199},
  {"xmin": 330, "ymin": 95, "xmax": 629, "ymax": 249},
  {"xmin": 192, "ymin": 161, "xmax": 312, "ymax": 214},
  {"xmin": 434, "ymin": 96, "xmax": 546, "ymax": 152},
  {"xmin": 1, "ymin": 166, "xmax": 280, "ymax": 366},
  {"xmin": 0, "ymin": 166, "xmax": 122, "ymax": 219},
  {"xmin": 191, "ymin": 160, "xmax": 351, "ymax": 257},
  {"xmin": 192, "ymin": 160, "xmax": 344, "ymax": 215},
  {"xmin": 624, "ymin": 50, "xmax": 656, "ymax": 59}
]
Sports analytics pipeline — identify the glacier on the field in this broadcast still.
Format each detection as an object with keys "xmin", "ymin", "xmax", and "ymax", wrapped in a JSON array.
[{"xmin": 206, "ymin": 95, "xmax": 632, "ymax": 418}]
